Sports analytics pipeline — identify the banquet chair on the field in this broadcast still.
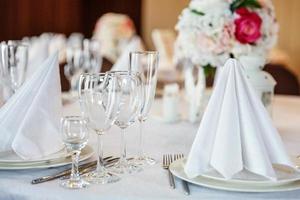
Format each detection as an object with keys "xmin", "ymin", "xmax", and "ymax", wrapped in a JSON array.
[{"xmin": 264, "ymin": 64, "xmax": 300, "ymax": 95}]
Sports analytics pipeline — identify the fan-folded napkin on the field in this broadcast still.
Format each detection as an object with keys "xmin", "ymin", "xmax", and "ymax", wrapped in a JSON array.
[{"xmin": 185, "ymin": 59, "xmax": 294, "ymax": 180}]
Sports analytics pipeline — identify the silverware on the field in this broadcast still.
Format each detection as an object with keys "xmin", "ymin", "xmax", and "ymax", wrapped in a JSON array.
[
  {"xmin": 31, "ymin": 156, "xmax": 113, "ymax": 184},
  {"xmin": 174, "ymin": 154, "xmax": 190, "ymax": 195},
  {"xmin": 162, "ymin": 154, "xmax": 175, "ymax": 189},
  {"xmin": 59, "ymin": 157, "xmax": 121, "ymax": 180}
]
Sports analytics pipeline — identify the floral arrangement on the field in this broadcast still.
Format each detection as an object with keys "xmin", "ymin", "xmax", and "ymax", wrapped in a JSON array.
[
  {"xmin": 93, "ymin": 13, "xmax": 136, "ymax": 63},
  {"xmin": 174, "ymin": 0, "xmax": 278, "ymax": 68}
]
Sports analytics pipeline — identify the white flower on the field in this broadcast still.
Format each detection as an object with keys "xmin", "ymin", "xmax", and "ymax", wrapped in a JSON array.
[{"xmin": 174, "ymin": 0, "xmax": 278, "ymax": 68}]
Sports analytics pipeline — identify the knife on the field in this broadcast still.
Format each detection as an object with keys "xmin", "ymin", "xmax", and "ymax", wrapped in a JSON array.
[{"xmin": 31, "ymin": 156, "xmax": 114, "ymax": 184}]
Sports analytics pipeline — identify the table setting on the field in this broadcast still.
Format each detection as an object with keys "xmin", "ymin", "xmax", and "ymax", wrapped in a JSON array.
[{"xmin": 1, "ymin": 0, "xmax": 300, "ymax": 199}]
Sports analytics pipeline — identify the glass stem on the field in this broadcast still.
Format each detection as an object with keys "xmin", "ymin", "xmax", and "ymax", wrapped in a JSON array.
[
  {"xmin": 70, "ymin": 76, "xmax": 77, "ymax": 92},
  {"xmin": 96, "ymin": 132, "xmax": 105, "ymax": 174},
  {"xmin": 70, "ymin": 151, "xmax": 80, "ymax": 181},
  {"xmin": 138, "ymin": 118, "xmax": 144, "ymax": 158},
  {"xmin": 119, "ymin": 128, "xmax": 127, "ymax": 165}
]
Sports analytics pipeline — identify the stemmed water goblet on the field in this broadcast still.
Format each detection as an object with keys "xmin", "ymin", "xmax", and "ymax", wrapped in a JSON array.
[
  {"xmin": 60, "ymin": 116, "xmax": 90, "ymax": 189},
  {"xmin": 79, "ymin": 73, "xmax": 120, "ymax": 184},
  {"xmin": 129, "ymin": 51, "xmax": 159, "ymax": 165},
  {"xmin": 110, "ymin": 71, "xmax": 144, "ymax": 174}
]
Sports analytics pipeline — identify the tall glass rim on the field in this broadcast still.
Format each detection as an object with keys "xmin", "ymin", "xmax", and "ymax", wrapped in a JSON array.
[
  {"xmin": 62, "ymin": 115, "xmax": 87, "ymax": 121},
  {"xmin": 78, "ymin": 72, "xmax": 108, "ymax": 99},
  {"xmin": 109, "ymin": 70, "xmax": 139, "ymax": 74},
  {"xmin": 80, "ymin": 72, "xmax": 107, "ymax": 77},
  {"xmin": 108, "ymin": 70, "xmax": 141, "ymax": 78},
  {"xmin": 129, "ymin": 51, "xmax": 158, "ymax": 56}
]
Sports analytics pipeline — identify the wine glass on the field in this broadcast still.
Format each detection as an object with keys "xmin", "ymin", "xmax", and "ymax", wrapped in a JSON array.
[
  {"xmin": 129, "ymin": 51, "xmax": 159, "ymax": 165},
  {"xmin": 0, "ymin": 41, "xmax": 28, "ymax": 99},
  {"xmin": 61, "ymin": 116, "xmax": 89, "ymax": 189},
  {"xmin": 78, "ymin": 73, "xmax": 120, "ymax": 184},
  {"xmin": 110, "ymin": 71, "xmax": 144, "ymax": 174},
  {"xmin": 65, "ymin": 39, "xmax": 102, "ymax": 94},
  {"xmin": 64, "ymin": 47, "xmax": 84, "ymax": 93},
  {"xmin": 82, "ymin": 39, "xmax": 102, "ymax": 74}
]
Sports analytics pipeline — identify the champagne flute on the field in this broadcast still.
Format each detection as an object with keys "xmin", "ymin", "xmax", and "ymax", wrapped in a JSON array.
[
  {"xmin": 61, "ymin": 116, "xmax": 89, "ymax": 189},
  {"xmin": 110, "ymin": 71, "xmax": 144, "ymax": 174},
  {"xmin": 129, "ymin": 51, "xmax": 159, "ymax": 165},
  {"xmin": 79, "ymin": 73, "xmax": 120, "ymax": 184},
  {"xmin": 0, "ymin": 41, "xmax": 28, "ymax": 98}
]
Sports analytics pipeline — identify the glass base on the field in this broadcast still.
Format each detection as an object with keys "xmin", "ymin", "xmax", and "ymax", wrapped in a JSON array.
[
  {"xmin": 112, "ymin": 160, "xmax": 142, "ymax": 174},
  {"xmin": 83, "ymin": 170, "xmax": 120, "ymax": 184},
  {"xmin": 60, "ymin": 178, "xmax": 89, "ymax": 189},
  {"xmin": 134, "ymin": 155, "xmax": 156, "ymax": 166}
]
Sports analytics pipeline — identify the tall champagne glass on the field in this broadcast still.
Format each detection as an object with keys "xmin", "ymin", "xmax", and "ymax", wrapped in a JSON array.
[
  {"xmin": 129, "ymin": 51, "xmax": 159, "ymax": 165},
  {"xmin": 0, "ymin": 41, "xmax": 28, "ymax": 99},
  {"xmin": 79, "ymin": 73, "xmax": 120, "ymax": 184},
  {"xmin": 110, "ymin": 71, "xmax": 143, "ymax": 174}
]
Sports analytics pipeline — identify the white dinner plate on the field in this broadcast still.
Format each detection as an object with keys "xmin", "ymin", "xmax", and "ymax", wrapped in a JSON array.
[
  {"xmin": 0, "ymin": 148, "xmax": 68, "ymax": 163},
  {"xmin": 169, "ymin": 158, "xmax": 300, "ymax": 192},
  {"xmin": 0, "ymin": 145, "xmax": 94, "ymax": 170}
]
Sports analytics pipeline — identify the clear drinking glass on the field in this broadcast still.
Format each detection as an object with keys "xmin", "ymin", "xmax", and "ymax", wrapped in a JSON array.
[
  {"xmin": 0, "ymin": 41, "xmax": 28, "ymax": 97},
  {"xmin": 79, "ymin": 73, "xmax": 120, "ymax": 184},
  {"xmin": 110, "ymin": 71, "xmax": 144, "ymax": 174},
  {"xmin": 61, "ymin": 116, "xmax": 89, "ymax": 189},
  {"xmin": 65, "ymin": 39, "xmax": 102, "ymax": 94},
  {"xmin": 129, "ymin": 51, "xmax": 159, "ymax": 165}
]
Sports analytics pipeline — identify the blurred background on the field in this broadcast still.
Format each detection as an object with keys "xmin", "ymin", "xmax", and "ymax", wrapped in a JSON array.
[{"xmin": 1, "ymin": 0, "xmax": 299, "ymax": 95}]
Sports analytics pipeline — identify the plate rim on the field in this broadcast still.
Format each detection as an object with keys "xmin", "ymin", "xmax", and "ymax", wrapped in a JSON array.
[
  {"xmin": 177, "ymin": 158, "xmax": 300, "ymax": 185},
  {"xmin": 170, "ymin": 158, "xmax": 300, "ymax": 193},
  {"xmin": 0, "ymin": 145, "xmax": 94, "ymax": 170},
  {"xmin": 0, "ymin": 147, "xmax": 67, "ymax": 164}
]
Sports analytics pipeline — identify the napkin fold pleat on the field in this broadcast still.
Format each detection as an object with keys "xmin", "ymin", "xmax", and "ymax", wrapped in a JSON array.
[
  {"xmin": 210, "ymin": 63, "xmax": 243, "ymax": 179},
  {"xmin": 185, "ymin": 59, "xmax": 294, "ymax": 180}
]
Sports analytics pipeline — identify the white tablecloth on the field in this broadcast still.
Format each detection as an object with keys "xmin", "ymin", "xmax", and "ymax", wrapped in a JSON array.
[{"xmin": 0, "ymin": 95, "xmax": 300, "ymax": 200}]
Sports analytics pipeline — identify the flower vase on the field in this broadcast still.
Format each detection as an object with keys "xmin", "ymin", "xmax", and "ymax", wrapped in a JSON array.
[
  {"xmin": 183, "ymin": 60, "xmax": 206, "ymax": 123},
  {"xmin": 240, "ymin": 55, "xmax": 276, "ymax": 114}
]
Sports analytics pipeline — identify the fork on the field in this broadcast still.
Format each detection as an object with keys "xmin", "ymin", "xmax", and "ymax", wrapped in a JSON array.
[
  {"xmin": 174, "ymin": 154, "xmax": 190, "ymax": 195},
  {"xmin": 162, "ymin": 154, "xmax": 175, "ymax": 189}
]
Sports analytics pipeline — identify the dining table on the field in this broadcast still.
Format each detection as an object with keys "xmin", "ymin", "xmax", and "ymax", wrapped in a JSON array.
[{"xmin": 0, "ymin": 94, "xmax": 300, "ymax": 200}]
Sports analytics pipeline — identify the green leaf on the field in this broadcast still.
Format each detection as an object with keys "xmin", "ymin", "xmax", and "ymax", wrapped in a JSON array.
[
  {"xmin": 230, "ymin": 0, "xmax": 261, "ymax": 12},
  {"xmin": 190, "ymin": 8, "xmax": 205, "ymax": 16}
]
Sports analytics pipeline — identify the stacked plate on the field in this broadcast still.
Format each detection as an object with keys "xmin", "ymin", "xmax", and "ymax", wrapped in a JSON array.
[
  {"xmin": 170, "ymin": 158, "xmax": 300, "ymax": 192},
  {"xmin": 0, "ymin": 145, "xmax": 94, "ymax": 170}
]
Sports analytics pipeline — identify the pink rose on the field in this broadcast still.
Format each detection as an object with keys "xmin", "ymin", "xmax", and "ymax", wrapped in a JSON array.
[{"xmin": 234, "ymin": 8, "xmax": 262, "ymax": 44}]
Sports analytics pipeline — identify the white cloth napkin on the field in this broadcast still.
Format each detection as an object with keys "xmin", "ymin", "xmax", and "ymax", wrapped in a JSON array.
[
  {"xmin": 0, "ymin": 53, "xmax": 63, "ymax": 160},
  {"xmin": 185, "ymin": 58, "xmax": 294, "ymax": 181},
  {"xmin": 110, "ymin": 36, "xmax": 144, "ymax": 71}
]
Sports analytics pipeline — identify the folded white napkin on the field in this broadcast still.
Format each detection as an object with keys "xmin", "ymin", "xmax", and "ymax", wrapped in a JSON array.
[
  {"xmin": 110, "ymin": 36, "xmax": 144, "ymax": 71},
  {"xmin": 0, "ymin": 53, "xmax": 63, "ymax": 160},
  {"xmin": 185, "ymin": 59, "xmax": 294, "ymax": 181}
]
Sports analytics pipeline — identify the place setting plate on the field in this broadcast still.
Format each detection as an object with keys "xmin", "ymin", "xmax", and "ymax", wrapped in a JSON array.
[
  {"xmin": 169, "ymin": 158, "xmax": 300, "ymax": 192},
  {"xmin": 0, "ymin": 145, "xmax": 94, "ymax": 170}
]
